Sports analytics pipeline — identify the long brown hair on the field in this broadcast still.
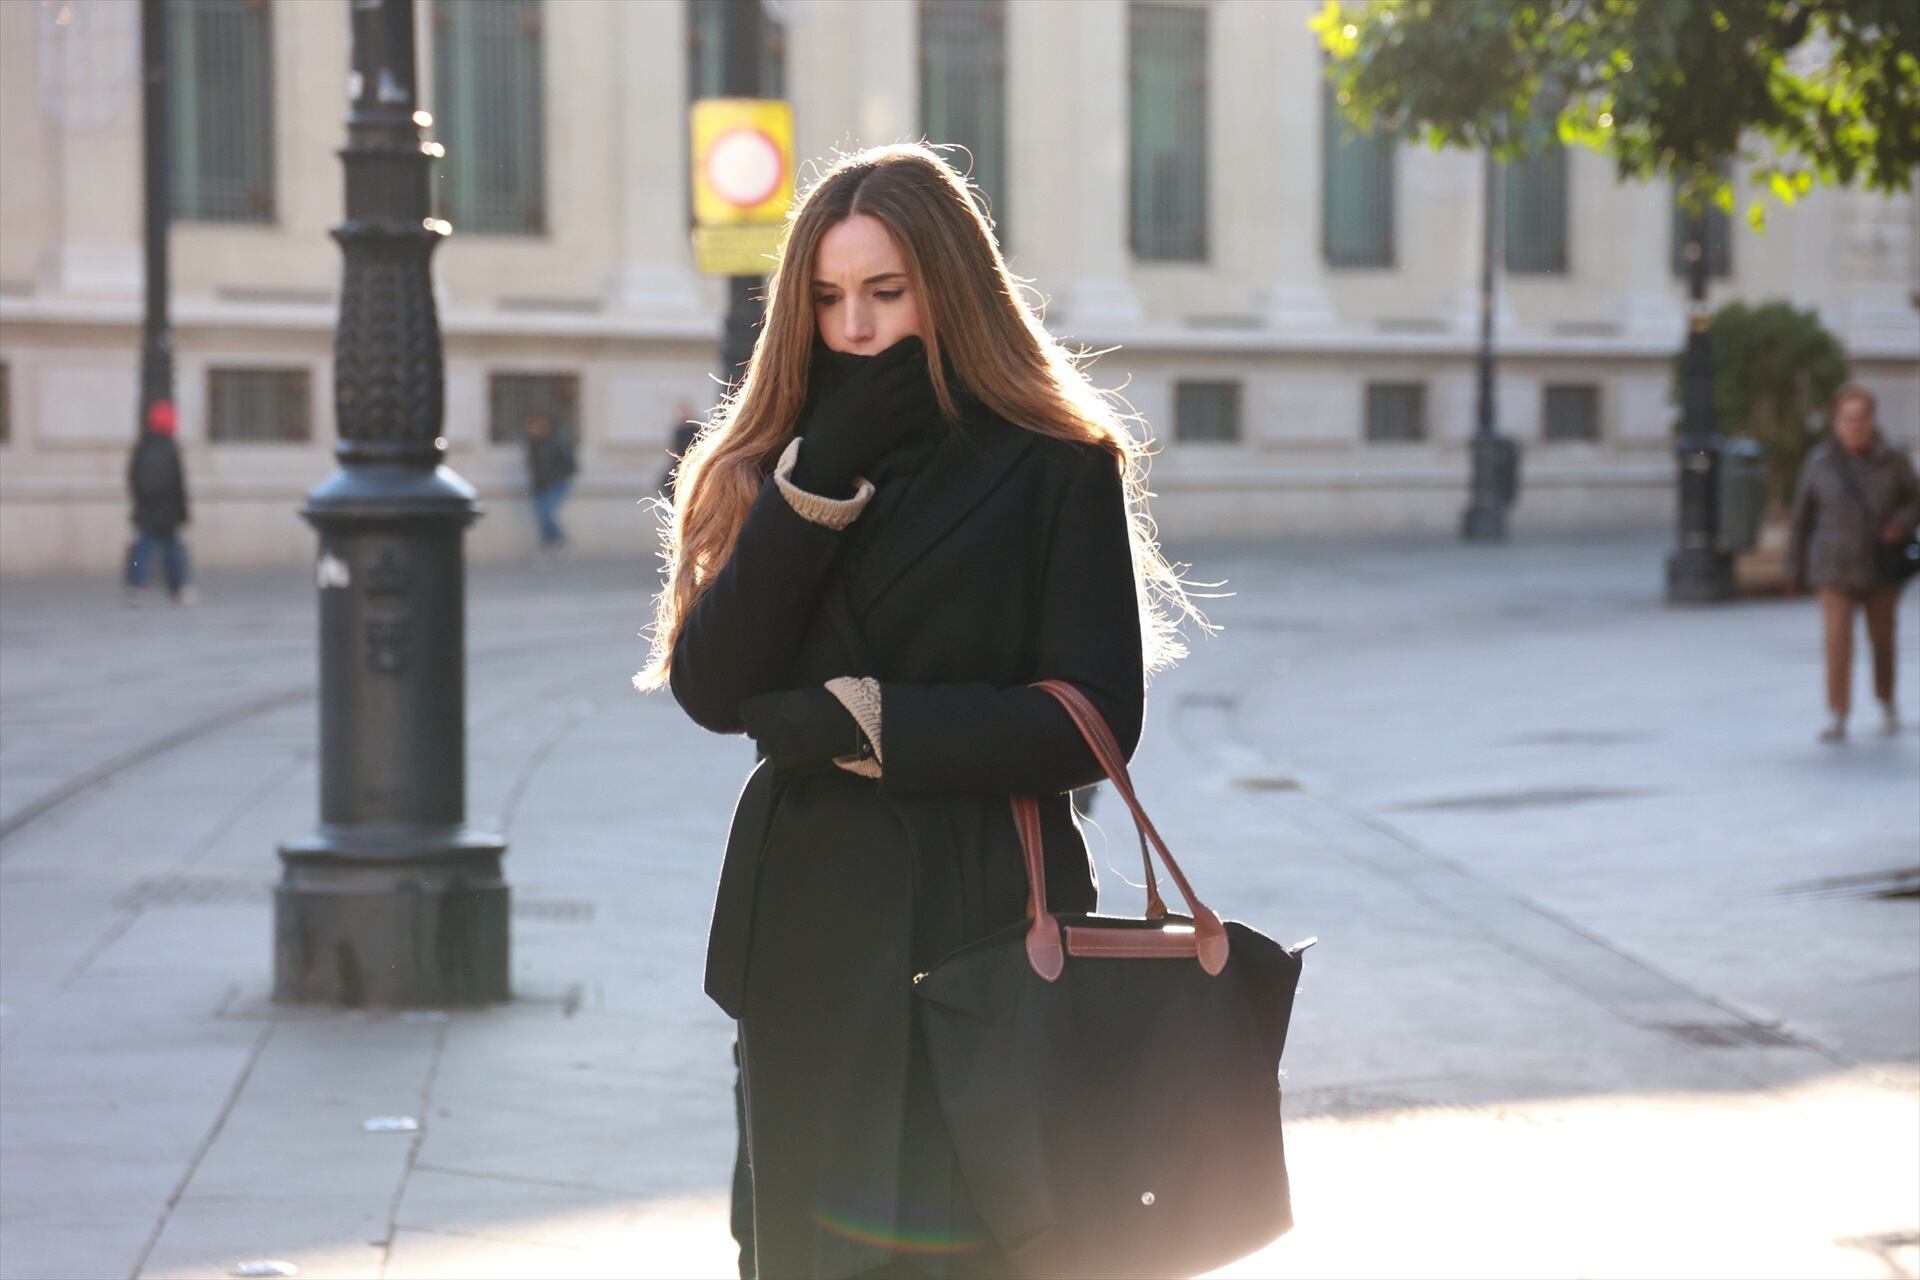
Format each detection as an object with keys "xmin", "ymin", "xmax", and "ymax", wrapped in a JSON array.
[{"xmin": 635, "ymin": 142, "xmax": 1205, "ymax": 691}]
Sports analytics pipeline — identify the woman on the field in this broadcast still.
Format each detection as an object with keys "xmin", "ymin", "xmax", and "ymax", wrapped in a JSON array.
[
  {"xmin": 636, "ymin": 144, "xmax": 1199, "ymax": 1278},
  {"xmin": 1787, "ymin": 385, "xmax": 1920, "ymax": 742}
]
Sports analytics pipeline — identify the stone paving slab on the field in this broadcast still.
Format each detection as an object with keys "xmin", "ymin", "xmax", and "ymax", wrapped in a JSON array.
[
  {"xmin": 0, "ymin": 1219, "xmax": 159, "ymax": 1280},
  {"xmin": 1, "ymin": 538, "xmax": 1915, "ymax": 1280}
]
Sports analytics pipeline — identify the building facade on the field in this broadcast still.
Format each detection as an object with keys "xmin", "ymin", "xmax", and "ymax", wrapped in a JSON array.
[{"xmin": 2, "ymin": 0, "xmax": 1916, "ymax": 575}]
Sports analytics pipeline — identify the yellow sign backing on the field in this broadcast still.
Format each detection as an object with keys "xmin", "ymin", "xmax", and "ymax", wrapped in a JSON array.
[{"xmin": 691, "ymin": 98, "xmax": 794, "ymax": 276}]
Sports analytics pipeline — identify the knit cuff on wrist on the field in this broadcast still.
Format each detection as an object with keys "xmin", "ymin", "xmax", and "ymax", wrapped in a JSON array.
[
  {"xmin": 774, "ymin": 438, "xmax": 875, "ymax": 530},
  {"xmin": 824, "ymin": 676, "xmax": 883, "ymax": 779}
]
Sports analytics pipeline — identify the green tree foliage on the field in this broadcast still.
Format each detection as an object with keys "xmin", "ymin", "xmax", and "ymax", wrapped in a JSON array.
[
  {"xmin": 1315, "ymin": 0, "xmax": 1920, "ymax": 222},
  {"xmin": 1672, "ymin": 301, "xmax": 1848, "ymax": 507}
]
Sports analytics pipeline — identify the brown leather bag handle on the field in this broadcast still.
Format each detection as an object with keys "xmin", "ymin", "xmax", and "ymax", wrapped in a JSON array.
[
  {"xmin": 1015, "ymin": 679, "xmax": 1229, "ymax": 982},
  {"xmin": 1041, "ymin": 679, "xmax": 1167, "ymax": 920}
]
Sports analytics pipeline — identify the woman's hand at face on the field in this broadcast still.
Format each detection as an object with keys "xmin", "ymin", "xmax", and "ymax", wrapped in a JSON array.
[
  {"xmin": 790, "ymin": 337, "xmax": 939, "ymax": 498},
  {"xmin": 740, "ymin": 686, "xmax": 866, "ymax": 772}
]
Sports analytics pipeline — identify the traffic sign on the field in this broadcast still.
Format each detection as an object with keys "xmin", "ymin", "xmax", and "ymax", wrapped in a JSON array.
[{"xmin": 691, "ymin": 98, "xmax": 795, "ymax": 276}]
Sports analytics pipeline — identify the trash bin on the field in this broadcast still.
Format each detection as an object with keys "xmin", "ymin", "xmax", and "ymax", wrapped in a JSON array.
[{"xmin": 1716, "ymin": 437, "xmax": 1767, "ymax": 555}]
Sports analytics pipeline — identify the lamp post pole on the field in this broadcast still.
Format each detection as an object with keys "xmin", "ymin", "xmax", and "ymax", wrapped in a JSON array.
[
  {"xmin": 137, "ymin": 0, "xmax": 173, "ymax": 437},
  {"xmin": 718, "ymin": 0, "xmax": 767, "ymax": 386},
  {"xmin": 274, "ymin": 0, "xmax": 509, "ymax": 1008},
  {"xmin": 1462, "ymin": 149, "xmax": 1518, "ymax": 541},
  {"xmin": 1665, "ymin": 204, "xmax": 1733, "ymax": 601}
]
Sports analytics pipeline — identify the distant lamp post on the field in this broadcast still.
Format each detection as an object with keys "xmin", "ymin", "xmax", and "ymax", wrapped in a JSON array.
[
  {"xmin": 1463, "ymin": 150, "xmax": 1520, "ymax": 541},
  {"xmin": 1665, "ymin": 200, "xmax": 1733, "ymax": 601},
  {"xmin": 137, "ymin": 0, "xmax": 173, "ymax": 437},
  {"xmin": 718, "ymin": 0, "xmax": 768, "ymax": 386},
  {"xmin": 274, "ymin": 0, "xmax": 509, "ymax": 1007}
]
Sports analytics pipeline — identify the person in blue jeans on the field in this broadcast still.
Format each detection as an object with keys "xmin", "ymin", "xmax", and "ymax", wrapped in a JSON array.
[
  {"xmin": 525, "ymin": 412, "xmax": 578, "ymax": 557},
  {"xmin": 124, "ymin": 406, "xmax": 196, "ymax": 606}
]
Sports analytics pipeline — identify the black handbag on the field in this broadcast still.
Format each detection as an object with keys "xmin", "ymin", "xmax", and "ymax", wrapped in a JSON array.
[
  {"xmin": 913, "ymin": 678, "xmax": 1311, "ymax": 1280},
  {"xmin": 1877, "ymin": 536, "xmax": 1920, "ymax": 586}
]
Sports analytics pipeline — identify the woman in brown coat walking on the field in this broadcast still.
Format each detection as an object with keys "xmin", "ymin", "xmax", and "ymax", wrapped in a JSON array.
[{"xmin": 1788, "ymin": 385, "xmax": 1920, "ymax": 742}]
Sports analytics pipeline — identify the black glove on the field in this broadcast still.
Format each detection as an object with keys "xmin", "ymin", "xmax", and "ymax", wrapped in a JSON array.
[
  {"xmin": 740, "ymin": 686, "xmax": 866, "ymax": 772},
  {"xmin": 790, "ymin": 336, "xmax": 939, "ymax": 497}
]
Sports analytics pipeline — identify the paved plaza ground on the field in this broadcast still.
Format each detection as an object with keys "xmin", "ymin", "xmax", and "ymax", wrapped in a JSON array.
[{"xmin": 0, "ymin": 531, "xmax": 1916, "ymax": 1280}]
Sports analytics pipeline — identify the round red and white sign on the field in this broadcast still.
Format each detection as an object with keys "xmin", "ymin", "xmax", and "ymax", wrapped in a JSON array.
[{"xmin": 705, "ymin": 129, "xmax": 784, "ymax": 208}]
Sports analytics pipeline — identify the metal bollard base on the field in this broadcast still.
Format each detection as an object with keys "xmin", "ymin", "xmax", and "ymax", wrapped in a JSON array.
[
  {"xmin": 1665, "ymin": 547, "xmax": 1736, "ymax": 604},
  {"xmin": 274, "ymin": 829, "xmax": 509, "ymax": 1008}
]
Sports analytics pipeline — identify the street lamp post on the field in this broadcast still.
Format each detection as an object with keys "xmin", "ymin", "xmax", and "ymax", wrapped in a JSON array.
[
  {"xmin": 1665, "ymin": 206, "xmax": 1733, "ymax": 602},
  {"xmin": 137, "ymin": 0, "xmax": 173, "ymax": 436},
  {"xmin": 718, "ymin": 0, "xmax": 767, "ymax": 385},
  {"xmin": 274, "ymin": 0, "xmax": 509, "ymax": 1008},
  {"xmin": 1462, "ymin": 150, "xmax": 1519, "ymax": 541}
]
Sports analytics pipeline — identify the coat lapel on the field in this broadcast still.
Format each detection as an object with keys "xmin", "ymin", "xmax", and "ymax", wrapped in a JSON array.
[{"xmin": 848, "ymin": 411, "xmax": 1037, "ymax": 614}]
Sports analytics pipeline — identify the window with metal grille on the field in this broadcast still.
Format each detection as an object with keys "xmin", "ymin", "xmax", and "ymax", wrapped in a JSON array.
[
  {"xmin": 169, "ymin": 0, "xmax": 276, "ymax": 223},
  {"xmin": 1364, "ymin": 382, "xmax": 1426, "ymax": 443},
  {"xmin": 1670, "ymin": 165, "xmax": 1733, "ymax": 279},
  {"xmin": 433, "ymin": 0, "xmax": 546, "ymax": 235},
  {"xmin": 687, "ymin": 0, "xmax": 787, "ymax": 99},
  {"xmin": 1322, "ymin": 80, "xmax": 1394, "ymax": 268},
  {"xmin": 686, "ymin": 0, "xmax": 788, "ymax": 229},
  {"xmin": 489, "ymin": 373, "xmax": 579, "ymax": 445},
  {"xmin": 1543, "ymin": 384, "xmax": 1600, "ymax": 443},
  {"xmin": 1128, "ymin": 3, "xmax": 1208, "ymax": 262},
  {"xmin": 1504, "ymin": 145, "xmax": 1568, "ymax": 273},
  {"xmin": 207, "ymin": 368, "xmax": 311, "ymax": 443},
  {"xmin": 920, "ymin": 0, "xmax": 1008, "ymax": 248},
  {"xmin": 1174, "ymin": 380, "xmax": 1241, "ymax": 443}
]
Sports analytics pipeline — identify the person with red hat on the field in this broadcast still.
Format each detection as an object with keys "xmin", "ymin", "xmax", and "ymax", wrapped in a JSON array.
[{"xmin": 124, "ymin": 400, "xmax": 196, "ymax": 606}]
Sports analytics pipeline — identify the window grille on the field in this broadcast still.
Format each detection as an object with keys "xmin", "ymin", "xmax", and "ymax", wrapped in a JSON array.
[
  {"xmin": 1321, "ymin": 79, "xmax": 1394, "ymax": 268},
  {"xmin": 489, "ymin": 373, "xmax": 580, "ymax": 445},
  {"xmin": 920, "ymin": 0, "xmax": 1008, "ymax": 247},
  {"xmin": 1174, "ymin": 380, "xmax": 1241, "ymax": 443},
  {"xmin": 1504, "ymin": 145, "xmax": 1568, "ymax": 274},
  {"xmin": 1543, "ymin": 384, "xmax": 1600, "ymax": 442},
  {"xmin": 1128, "ymin": 4, "xmax": 1208, "ymax": 262},
  {"xmin": 434, "ymin": 0, "xmax": 547, "ymax": 235},
  {"xmin": 169, "ymin": 0, "xmax": 276, "ymax": 223},
  {"xmin": 1364, "ymin": 382, "xmax": 1426, "ymax": 443},
  {"xmin": 687, "ymin": 0, "xmax": 787, "ymax": 100},
  {"xmin": 208, "ymin": 368, "xmax": 311, "ymax": 443}
]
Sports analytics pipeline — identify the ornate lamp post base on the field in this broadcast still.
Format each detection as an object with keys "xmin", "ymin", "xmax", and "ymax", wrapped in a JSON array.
[
  {"xmin": 1665, "ymin": 550, "xmax": 1736, "ymax": 603},
  {"xmin": 275, "ymin": 828, "xmax": 508, "ymax": 1007},
  {"xmin": 1462, "ymin": 436, "xmax": 1519, "ymax": 541},
  {"xmin": 1665, "ymin": 436, "xmax": 1735, "ymax": 603}
]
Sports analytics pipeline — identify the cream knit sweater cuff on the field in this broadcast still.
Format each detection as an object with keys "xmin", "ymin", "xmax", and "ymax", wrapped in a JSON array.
[
  {"xmin": 773, "ymin": 438, "xmax": 875, "ymax": 530},
  {"xmin": 824, "ymin": 676, "xmax": 884, "ymax": 779}
]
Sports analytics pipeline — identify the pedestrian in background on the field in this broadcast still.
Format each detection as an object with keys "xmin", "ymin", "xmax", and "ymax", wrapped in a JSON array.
[
  {"xmin": 524, "ymin": 412, "xmax": 577, "ymax": 559},
  {"xmin": 1788, "ymin": 385, "xmax": 1920, "ymax": 742},
  {"xmin": 124, "ymin": 403, "xmax": 195, "ymax": 607},
  {"xmin": 660, "ymin": 399, "xmax": 701, "ymax": 499},
  {"xmin": 639, "ymin": 143, "xmax": 1203, "ymax": 1279}
]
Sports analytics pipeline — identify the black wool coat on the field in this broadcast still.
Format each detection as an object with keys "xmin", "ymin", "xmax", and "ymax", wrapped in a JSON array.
[
  {"xmin": 128, "ymin": 432, "xmax": 189, "ymax": 532},
  {"xmin": 670, "ymin": 406, "xmax": 1145, "ymax": 1278}
]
